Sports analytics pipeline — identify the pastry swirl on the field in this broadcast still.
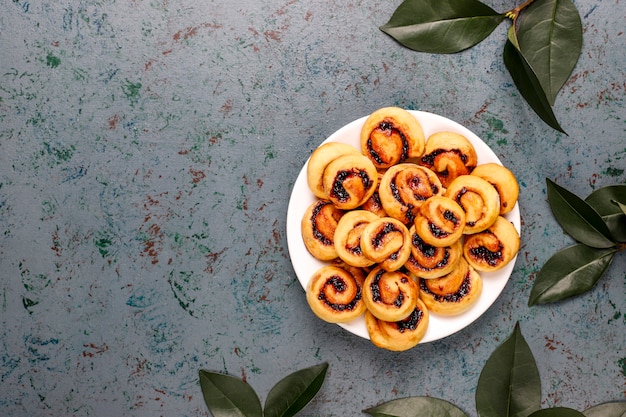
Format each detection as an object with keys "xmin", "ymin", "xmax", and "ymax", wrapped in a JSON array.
[
  {"xmin": 420, "ymin": 131, "xmax": 478, "ymax": 187},
  {"xmin": 418, "ymin": 257, "xmax": 482, "ymax": 315},
  {"xmin": 360, "ymin": 217, "xmax": 411, "ymax": 271},
  {"xmin": 359, "ymin": 172, "xmax": 387, "ymax": 217},
  {"xmin": 322, "ymin": 153, "xmax": 379, "ymax": 210},
  {"xmin": 365, "ymin": 298, "xmax": 429, "ymax": 351},
  {"xmin": 333, "ymin": 210, "xmax": 380, "ymax": 267},
  {"xmin": 363, "ymin": 267, "xmax": 419, "ymax": 322},
  {"xmin": 301, "ymin": 199, "xmax": 344, "ymax": 261},
  {"xmin": 360, "ymin": 107, "xmax": 425, "ymax": 169},
  {"xmin": 463, "ymin": 216, "xmax": 520, "ymax": 272},
  {"xmin": 306, "ymin": 265, "xmax": 366, "ymax": 323},
  {"xmin": 307, "ymin": 142, "xmax": 361, "ymax": 199},
  {"xmin": 413, "ymin": 196, "xmax": 466, "ymax": 247},
  {"xmin": 444, "ymin": 175, "xmax": 500, "ymax": 234},
  {"xmin": 359, "ymin": 189, "xmax": 387, "ymax": 217},
  {"xmin": 330, "ymin": 258, "xmax": 370, "ymax": 281},
  {"xmin": 378, "ymin": 163, "xmax": 443, "ymax": 225},
  {"xmin": 470, "ymin": 163, "xmax": 519, "ymax": 215},
  {"xmin": 405, "ymin": 226, "xmax": 463, "ymax": 279}
]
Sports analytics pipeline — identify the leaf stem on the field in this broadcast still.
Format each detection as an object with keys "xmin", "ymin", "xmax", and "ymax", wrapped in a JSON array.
[{"xmin": 505, "ymin": 0, "xmax": 536, "ymax": 20}]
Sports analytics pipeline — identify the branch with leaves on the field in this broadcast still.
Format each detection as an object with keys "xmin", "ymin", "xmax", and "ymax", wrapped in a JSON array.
[
  {"xmin": 198, "ymin": 324, "xmax": 624, "ymax": 416},
  {"xmin": 528, "ymin": 181, "xmax": 626, "ymax": 306},
  {"xmin": 380, "ymin": 0, "xmax": 583, "ymax": 133},
  {"xmin": 364, "ymin": 323, "xmax": 625, "ymax": 417},
  {"xmin": 199, "ymin": 363, "xmax": 328, "ymax": 417}
]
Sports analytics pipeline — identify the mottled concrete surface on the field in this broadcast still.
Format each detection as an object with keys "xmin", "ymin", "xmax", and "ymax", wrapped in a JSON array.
[{"xmin": 0, "ymin": 0, "xmax": 624, "ymax": 416}]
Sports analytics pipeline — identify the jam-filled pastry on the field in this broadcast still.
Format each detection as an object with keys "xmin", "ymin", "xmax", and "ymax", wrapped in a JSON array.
[
  {"xmin": 365, "ymin": 298, "xmax": 429, "ymax": 351},
  {"xmin": 360, "ymin": 107, "xmax": 425, "ymax": 169},
  {"xmin": 307, "ymin": 142, "xmax": 361, "ymax": 199},
  {"xmin": 360, "ymin": 217, "xmax": 411, "ymax": 271},
  {"xmin": 404, "ymin": 226, "xmax": 463, "ymax": 279},
  {"xmin": 413, "ymin": 196, "xmax": 466, "ymax": 247},
  {"xmin": 419, "ymin": 131, "xmax": 478, "ymax": 187},
  {"xmin": 301, "ymin": 199, "xmax": 344, "ymax": 261},
  {"xmin": 378, "ymin": 163, "xmax": 443, "ymax": 225},
  {"xmin": 444, "ymin": 175, "xmax": 500, "ymax": 234},
  {"xmin": 306, "ymin": 265, "xmax": 367, "ymax": 323},
  {"xmin": 418, "ymin": 257, "xmax": 483, "ymax": 316},
  {"xmin": 330, "ymin": 258, "xmax": 371, "ymax": 281},
  {"xmin": 359, "ymin": 189, "xmax": 388, "ymax": 217},
  {"xmin": 333, "ymin": 210, "xmax": 380, "ymax": 267},
  {"xmin": 359, "ymin": 172, "xmax": 387, "ymax": 217},
  {"xmin": 463, "ymin": 216, "xmax": 520, "ymax": 272},
  {"xmin": 322, "ymin": 153, "xmax": 379, "ymax": 210},
  {"xmin": 470, "ymin": 163, "xmax": 519, "ymax": 215},
  {"xmin": 362, "ymin": 267, "xmax": 419, "ymax": 322}
]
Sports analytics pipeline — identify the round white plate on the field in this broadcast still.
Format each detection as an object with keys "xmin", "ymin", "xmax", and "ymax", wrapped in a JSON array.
[{"xmin": 286, "ymin": 110, "xmax": 520, "ymax": 344}]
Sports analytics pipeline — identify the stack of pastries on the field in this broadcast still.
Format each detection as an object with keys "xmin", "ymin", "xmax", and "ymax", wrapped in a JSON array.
[{"xmin": 301, "ymin": 107, "xmax": 520, "ymax": 351}]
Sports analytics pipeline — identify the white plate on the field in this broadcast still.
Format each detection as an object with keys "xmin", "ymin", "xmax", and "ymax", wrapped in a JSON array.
[{"xmin": 286, "ymin": 110, "xmax": 520, "ymax": 344}]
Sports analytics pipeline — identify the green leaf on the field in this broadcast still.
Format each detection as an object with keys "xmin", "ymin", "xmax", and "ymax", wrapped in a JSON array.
[
  {"xmin": 507, "ymin": 25, "xmax": 520, "ymax": 50},
  {"xmin": 364, "ymin": 397, "xmax": 469, "ymax": 417},
  {"xmin": 529, "ymin": 407, "xmax": 586, "ymax": 417},
  {"xmin": 585, "ymin": 185, "xmax": 626, "ymax": 216},
  {"xmin": 585, "ymin": 185, "xmax": 626, "ymax": 242},
  {"xmin": 546, "ymin": 179, "xmax": 616, "ymax": 248},
  {"xmin": 584, "ymin": 401, "xmax": 626, "ymax": 417},
  {"xmin": 380, "ymin": 0, "xmax": 505, "ymax": 54},
  {"xmin": 199, "ymin": 370, "xmax": 262, "ymax": 417},
  {"xmin": 503, "ymin": 39, "xmax": 565, "ymax": 133},
  {"xmin": 476, "ymin": 323, "xmax": 541, "ymax": 417},
  {"xmin": 264, "ymin": 362, "xmax": 328, "ymax": 417},
  {"xmin": 516, "ymin": 0, "xmax": 583, "ymax": 105},
  {"xmin": 528, "ymin": 244, "xmax": 617, "ymax": 306},
  {"xmin": 601, "ymin": 212, "xmax": 626, "ymax": 242}
]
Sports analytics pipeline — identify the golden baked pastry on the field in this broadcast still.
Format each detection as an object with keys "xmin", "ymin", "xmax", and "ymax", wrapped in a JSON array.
[
  {"xmin": 413, "ymin": 195, "xmax": 466, "ymax": 247},
  {"xmin": 365, "ymin": 298, "xmax": 429, "ymax": 351},
  {"xmin": 307, "ymin": 142, "xmax": 361, "ymax": 199},
  {"xmin": 322, "ymin": 153, "xmax": 379, "ymax": 210},
  {"xmin": 333, "ymin": 210, "xmax": 380, "ymax": 267},
  {"xmin": 362, "ymin": 267, "xmax": 419, "ymax": 322},
  {"xmin": 378, "ymin": 163, "xmax": 443, "ymax": 224},
  {"xmin": 330, "ymin": 258, "xmax": 370, "ymax": 281},
  {"xmin": 444, "ymin": 175, "xmax": 500, "ymax": 234},
  {"xmin": 418, "ymin": 257, "xmax": 483, "ymax": 315},
  {"xmin": 301, "ymin": 199, "xmax": 344, "ymax": 261},
  {"xmin": 360, "ymin": 217, "xmax": 411, "ymax": 271},
  {"xmin": 360, "ymin": 107, "xmax": 425, "ymax": 169},
  {"xmin": 404, "ymin": 226, "xmax": 463, "ymax": 279},
  {"xmin": 359, "ymin": 189, "xmax": 387, "ymax": 217},
  {"xmin": 306, "ymin": 265, "xmax": 366, "ymax": 323},
  {"xmin": 463, "ymin": 216, "xmax": 520, "ymax": 272},
  {"xmin": 470, "ymin": 163, "xmax": 519, "ymax": 215},
  {"xmin": 419, "ymin": 131, "xmax": 478, "ymax": 187},
  {"xmin": 359, "ymin": 172, "xmax": 387, "ymax": 217}
]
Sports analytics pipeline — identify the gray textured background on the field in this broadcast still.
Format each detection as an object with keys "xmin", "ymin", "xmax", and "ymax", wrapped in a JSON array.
[{"xmin": 1, "ymin": 0, "xmax": 624, "ymax": 416}]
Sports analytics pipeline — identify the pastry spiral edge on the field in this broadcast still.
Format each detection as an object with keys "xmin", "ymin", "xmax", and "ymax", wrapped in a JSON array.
[
  {"xmin": 463, "ymin": 216, "xmax": 520, "ymax": 272},
  {"xmin": 378, "ymin": 163, "xmax": 443, "ymax": 225},
  {"xmin": 362, "ymin": 267, "xmax": 418, "ymax": 322},
  {"xmin": 365, "ymin": 298, "xmax": 430, "ymax": 351},
  {"xmin": 306, "ymin": 265, "xmax": 367, "ymax": 323},
  {"xmin": 360, "ymin": 107, "xmax": 425, "ymax": 169},
  {"xmin": 360, "ymin": 217, "xmax": 412, "ymax": 271},
  {"xmin": 307, "ymin": 142, "xmax": 362, "ymax": 199},
  {"xmin": 418, "ymin": 257, "xmax": 483, "ymax": 316},
  {"xmin": 322, "ymin": 153, "xmax": 379, "ymax": 210},
  {"xmin": 301, "ymin": 199, "xmax": 344, "ymax": 261}
]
